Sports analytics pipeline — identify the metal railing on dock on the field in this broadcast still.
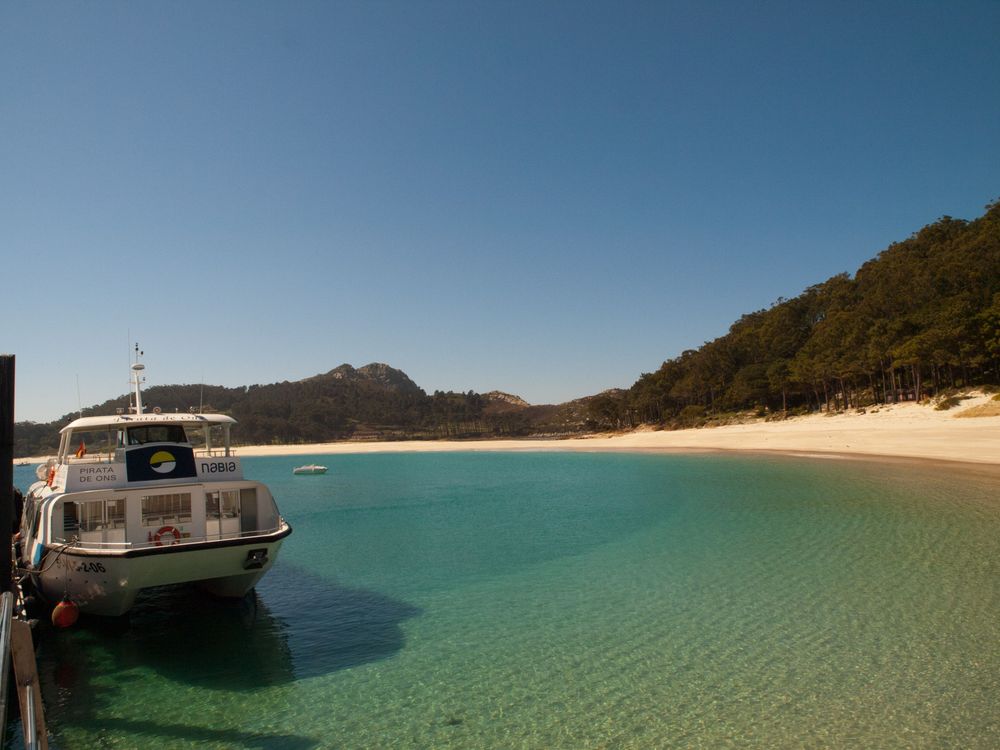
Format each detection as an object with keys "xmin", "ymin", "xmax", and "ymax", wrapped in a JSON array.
[
  {"xmin": 3, "ymin": 590, "xmax": 48, "ymax": 749},
  {"xmin": 0, "ymin": 590, "xmax": 12, "ymax": 744},
  {"xmin": 1, "ymin": 589, "xmax": 50, "ymax": 750}
]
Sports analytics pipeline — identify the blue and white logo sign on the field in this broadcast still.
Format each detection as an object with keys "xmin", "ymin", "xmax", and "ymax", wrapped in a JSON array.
[{"xmin": 126, "ymin": 445, "xmax": 197, "ymax": 482}]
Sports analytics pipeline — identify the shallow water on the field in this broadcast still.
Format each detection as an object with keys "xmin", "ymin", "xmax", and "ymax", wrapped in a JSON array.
[{"xmin": 9, "ymin": 453, "xmax": 1000, "ymax": 748}]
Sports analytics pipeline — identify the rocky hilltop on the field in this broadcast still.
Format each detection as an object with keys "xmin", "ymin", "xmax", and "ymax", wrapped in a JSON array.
[
  {"xmin": 315, "ymin": 363, "xmax": 423, "ymax": 394},
  {"xmin": 482, "ymin": 391, "xmax": 530, "ymax": 408}
]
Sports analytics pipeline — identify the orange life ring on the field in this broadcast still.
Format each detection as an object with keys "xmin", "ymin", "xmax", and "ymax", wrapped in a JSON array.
[{"xmin": 153, "ymin": 525, "xmax": 182, "ymax": 546}]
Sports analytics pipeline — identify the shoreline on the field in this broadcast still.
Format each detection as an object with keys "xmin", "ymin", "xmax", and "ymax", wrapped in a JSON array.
[
  {"xmin": 230, "ymin": 394, "xmax": 1000, "ymax": 467},
  {"xmin": 18, "ymin": 394, "xmax": 1000, "ymax": 468}
]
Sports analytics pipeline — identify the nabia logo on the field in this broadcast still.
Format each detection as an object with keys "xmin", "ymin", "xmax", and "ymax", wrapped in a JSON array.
[
  {"xmin": 126, "ymin": 444, "xmax": 197, "ymax": 482},
  {"xmin": 149, "ymin": 450, "xmax": 177, "ymax": 474}
]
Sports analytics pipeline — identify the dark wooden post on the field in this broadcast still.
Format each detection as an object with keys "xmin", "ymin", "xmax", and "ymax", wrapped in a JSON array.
[{"xmin": 0, "ymin": 355, "xmax": 13, "ymax": 592}]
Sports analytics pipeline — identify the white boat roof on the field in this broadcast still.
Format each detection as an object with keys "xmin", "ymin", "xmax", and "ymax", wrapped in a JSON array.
[{"xmin": 60, "ymin": 412, "xmax": 237, "ymax": 435}]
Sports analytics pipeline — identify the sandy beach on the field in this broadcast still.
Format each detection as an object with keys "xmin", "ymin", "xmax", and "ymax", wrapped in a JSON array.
[
  {"xmin": 231, "ymin": 393, "xmax": 1000, "ymax": 467},
  {"xmin": 18, "ymin": 394, "xmax": 998, "ymax": 467}
]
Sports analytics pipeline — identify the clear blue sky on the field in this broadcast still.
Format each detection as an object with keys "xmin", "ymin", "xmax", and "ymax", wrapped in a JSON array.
[{"xmin": 3, "ymin": 1, "xmax": 998, "ymax": 423}]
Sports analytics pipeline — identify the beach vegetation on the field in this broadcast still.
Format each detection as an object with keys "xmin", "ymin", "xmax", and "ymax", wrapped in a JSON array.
[
  {"xmin": 619, "ymin": 201, "xmax": 1000, "ymax": 428},
  {"xmin": 934, "ymin": 396, "xmax": 963, "ymax": 411},
  {"xmin": 675, "ymin": 404, "xmax": 707, "ymax": 427}
]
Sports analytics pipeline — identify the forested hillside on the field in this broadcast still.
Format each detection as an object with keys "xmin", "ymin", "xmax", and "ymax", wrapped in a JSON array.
[
  {"xmin": 15, "ymin": 202, "xmax": 999, "ymax": 456},
  {"xmin": 588, "ymin": 201, "xmax": 1000, "ymax": 429}
]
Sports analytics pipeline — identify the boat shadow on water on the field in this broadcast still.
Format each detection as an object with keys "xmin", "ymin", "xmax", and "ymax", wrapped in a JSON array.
[{"xmin": 31, "ymin": 563, "xmax": 421, "ymax": 747}]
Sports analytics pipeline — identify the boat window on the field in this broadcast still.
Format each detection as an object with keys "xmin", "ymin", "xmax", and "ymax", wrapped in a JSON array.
[
  {"xmin": 107, "ymin": 498, "xmax": 126, "ymax": 527},
  {"xmin": 79, "ymin": 502, "xmax": 101, "ymax": 532},
  {"xmin": 67, "ymin": 428, "xmax": 116, "ymax": 461},
  {"xmin": 206, "ymin": 489, "xmax": 240, "ymax": 520},
  {"xmin": 64, "ymin": 502, "xmax": 80, "ymax": 536},
  {"xmin": 124, "ymin": 425, "xmax": 189, "ymax": 445},
  {"xmin": 141, "ymin": 492, "xmax": 192, "ymax": 526},
  {"xmin": 71, "ymin": 498, "xmax": 126, "ymax": 533},
  {"xmin": 239, "ymin": 488, "xmax": 258, "ymax": 533}
]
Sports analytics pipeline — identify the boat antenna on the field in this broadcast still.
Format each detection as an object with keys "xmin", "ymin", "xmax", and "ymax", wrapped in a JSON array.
[
  {"xmin": 131, "ymin": 344, "xmax": 146, "ymax": 415},
  {"xmin": 126, "ymin": 330, "xmax": 132, "ymax": 412},
  {"xmin": 76, "ymin": 373, "xmax": 83, "ymax": 418}
]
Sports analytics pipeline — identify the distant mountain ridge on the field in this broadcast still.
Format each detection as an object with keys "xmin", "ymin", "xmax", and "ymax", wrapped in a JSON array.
[{"xmin": 12, "ymin": 362, "xmax": 571, "ymax": 456}]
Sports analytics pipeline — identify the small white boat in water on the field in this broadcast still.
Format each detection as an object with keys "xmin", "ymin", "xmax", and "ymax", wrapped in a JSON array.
[
  {"xmin": 18, "ymin": 358, "xmax": 292, "ymax": 617},
  {"xmin": 292, "ymin": 464, "xmax": 327, "ymax": 475}
]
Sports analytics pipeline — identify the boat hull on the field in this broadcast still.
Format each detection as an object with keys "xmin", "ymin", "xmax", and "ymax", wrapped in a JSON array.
[{"xmin": 31, "ymin": 524, "xmax": 292, "ymax": 617}]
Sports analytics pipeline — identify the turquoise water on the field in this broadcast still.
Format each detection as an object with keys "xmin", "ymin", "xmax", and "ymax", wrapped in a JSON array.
[{"xmin": 9, "ymin": 452, "xmax": 1000, "ymax": 749}]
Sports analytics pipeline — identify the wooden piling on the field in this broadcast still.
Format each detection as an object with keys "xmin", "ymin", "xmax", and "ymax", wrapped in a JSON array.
[
  {"xmin": 0, "ymin": 356, "xmax": 11, "ymax": 749},
  {"xmin": 0, "ymin": 354, "xmax": 12, "ymax": 590},
  {"xmin": 0, "ymin": 356, "xmax": 48, "ymax": 749}
]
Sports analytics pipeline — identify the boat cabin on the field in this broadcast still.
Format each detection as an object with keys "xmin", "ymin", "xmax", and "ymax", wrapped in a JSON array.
[
  {"xmin": 44, "ymin": 480, "xmax": 278, "ymax": 551},
  {"xmin": 27, "ymin": 412, "xmax": 282, "ymax": 555}
]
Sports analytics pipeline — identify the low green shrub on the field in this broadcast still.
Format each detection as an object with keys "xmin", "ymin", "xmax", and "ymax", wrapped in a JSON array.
[
  {"xmin": 676, "ymin": 404, "xmax": 706, "ymax": 427},
  {"xmin": 935, "ymin": 396, "xmax": 962, "ymax": 411}
]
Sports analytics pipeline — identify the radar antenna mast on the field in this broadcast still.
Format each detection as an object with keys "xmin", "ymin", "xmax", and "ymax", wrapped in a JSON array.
[{"xmin": 130, "ymin": 344, "xmax": 146, "ymax": 415}]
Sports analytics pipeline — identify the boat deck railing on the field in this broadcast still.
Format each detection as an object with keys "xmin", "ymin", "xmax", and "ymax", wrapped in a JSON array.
[
  {"xmin": 61, "ymin": 446, "xmax": 237, "ymax": 465},
  {"xmin": 195, "ymin": 448, "xmax": 236, "ymax": 457},
  {"xmin": 63, "ymin": 454, "xmax": 116, "ymax": 465},
  {"xmin": 53, "ymin": 523, "xmax": 289, "ymax": 551}
]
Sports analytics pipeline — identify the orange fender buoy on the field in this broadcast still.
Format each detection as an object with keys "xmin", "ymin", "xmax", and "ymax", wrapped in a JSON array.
[{"xmin": 52, "ymin": 599, "xmax": 80, "ymax": 628}]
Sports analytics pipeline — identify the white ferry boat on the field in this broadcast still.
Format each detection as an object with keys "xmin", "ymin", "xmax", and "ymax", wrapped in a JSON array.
[{"xmin": 18, "ymin": 361, "xmax": 292, "ymax": 617}]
